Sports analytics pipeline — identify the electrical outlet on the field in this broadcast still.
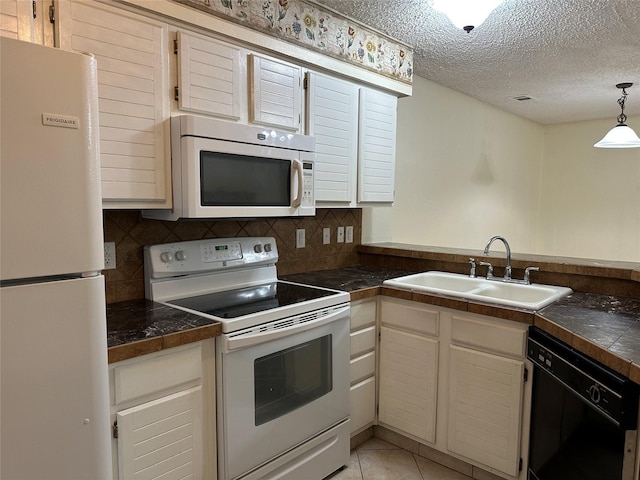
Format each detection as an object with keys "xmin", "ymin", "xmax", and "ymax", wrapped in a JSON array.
[
  {"xmin": 323, "ymin": 227, "xmax": 331, "ymax": 245},
  {"xmin": 296, "ymin": 229, "xmax": 306, "ymax": 248},
  {"xmin": 345, "ymin": 226, "xmax": 354, "ymax": 243},
  {"xmin": 337, "ymin": 226, "xmax": 345, "ymax": 243},
  {"xmin": 104, "ymin": 242, "xmax": 116, "ymax": 270}
]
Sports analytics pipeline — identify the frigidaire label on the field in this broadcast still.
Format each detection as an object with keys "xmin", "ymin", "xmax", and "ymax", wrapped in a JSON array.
[{"xmin": 42, "ymin": 113, "xmax": 79, "ymax": 129}]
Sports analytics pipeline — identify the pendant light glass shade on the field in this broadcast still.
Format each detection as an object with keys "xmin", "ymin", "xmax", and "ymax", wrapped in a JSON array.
[
  {"xmin": 432, "ymin": 0, "xmax": 503, "ymax": 32},
  {"xmin": 594, "ymin": 83, "xmax": 640, "ymax": 149},
  {"xmin": 594, "ymin": 125, "xmax": 640, "ymax": 148}
]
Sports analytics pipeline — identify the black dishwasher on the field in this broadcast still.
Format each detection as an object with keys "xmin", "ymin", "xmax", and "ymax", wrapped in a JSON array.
[{"xmin": 527, "ymin": 326, "xmax": 639, "ymax": 480}]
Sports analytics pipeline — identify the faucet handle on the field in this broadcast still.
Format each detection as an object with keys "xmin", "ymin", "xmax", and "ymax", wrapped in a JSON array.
[
  {"xmin": 468, "ymin": 258, "xmax": 476, "ymax": 278},
  {"xmin": 479, "ymin": 261, "xmax": 493, "ymax": 279},
  {"xmin": 524, "ymin": 266, "xmax": 539, "ymax": 284}
]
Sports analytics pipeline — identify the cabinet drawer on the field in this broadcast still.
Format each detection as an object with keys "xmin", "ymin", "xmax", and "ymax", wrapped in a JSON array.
[
  {"xmin": 351, "ymin": 325, "xmax": 376, "ymax": 357},
  {"xmin": 451, "ymin": 315, "xmax": 526, "ymax": 357},
  {"xmin": 351, "ymin": 299, "xmax": 376, "ymax": 330},
  {"xmin": 351, "ymin": 351, "xmax": 375, "ymax": 384},
  {"xmin": 114, "ymin": 345, "xmax": 202, "ymax": 405},
  {"xmin": 380, "ymin": 298, "xmax": 439, "ymax": 336},
  {"xmin": 350, "ymin": 377, "xmax": 376, "ymax": 434}
]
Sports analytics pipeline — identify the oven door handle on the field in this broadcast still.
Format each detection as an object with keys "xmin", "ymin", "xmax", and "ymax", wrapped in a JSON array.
[{"xmin": 222, "ymin": 304, "xmax": 349, "ymax": 351}]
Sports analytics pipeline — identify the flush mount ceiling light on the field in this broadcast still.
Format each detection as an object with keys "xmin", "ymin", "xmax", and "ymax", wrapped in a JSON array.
[
  {"xmin": 594, "ymin": 83, "xmax": 640, "ymax": 149},
  {"xmin": 432, "ymin": 0, "xmax": 503, "ymax": 33}
]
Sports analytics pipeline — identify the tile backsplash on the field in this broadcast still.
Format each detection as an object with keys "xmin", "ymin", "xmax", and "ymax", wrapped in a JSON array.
[{"xmin": 103, "ymin": 208, "xmax": 362, "ymax": 304}]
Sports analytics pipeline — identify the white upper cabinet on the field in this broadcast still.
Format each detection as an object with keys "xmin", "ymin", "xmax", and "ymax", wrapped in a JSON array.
[
  {"xmin": 307, "ymin": 72, "xmax": 359, "ymax": 204},
  {"xmin": 56, "ymin": 0, "xmax": 171, "ymax": 208},
  {"xmin": 358, "ymin": 87, "xmax": 397, "ymax": 203},
  {"xmin": 307, "ymin": 72, "xmax": 358, "ymax": 203},
  {"xmin": 306, "ymin": 76, "xmax": 398, "ymax": 207},
  {"xmin": 176, "ymin": 30, "xmax": 244, "ymax": 121},
  {"xmin": 249, "ymin": 54, "xmax": 302, "ymax": 132},
  {"xmin": 1, "ymin": 0, "xmax": 51, "ymax": 44},
  {"xmin": 0, "ymin": 0, "xmax": 32, "ymax": 40}
]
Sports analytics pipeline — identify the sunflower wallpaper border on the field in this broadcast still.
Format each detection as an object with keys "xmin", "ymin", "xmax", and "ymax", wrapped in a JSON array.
[{"xmin": 172, "ymin": 0, "xmax": 413, "ymax": 84}]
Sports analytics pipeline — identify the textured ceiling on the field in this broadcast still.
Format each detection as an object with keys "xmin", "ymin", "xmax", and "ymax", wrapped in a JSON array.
[{"xmin": 314, "ymin": 0, "xmax": 640, "ymax": 125}]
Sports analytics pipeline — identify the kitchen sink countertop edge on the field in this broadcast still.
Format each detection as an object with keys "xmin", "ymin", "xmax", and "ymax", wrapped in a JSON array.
[{"xmin": 283, "ymin": 265, "xmax": 640, "ymax": 384}]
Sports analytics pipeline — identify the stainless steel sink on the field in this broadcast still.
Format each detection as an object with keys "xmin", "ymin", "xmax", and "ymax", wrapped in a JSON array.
[{"xmin": 383, "ymin": 271, "xmax": 572, "ymax": 310}]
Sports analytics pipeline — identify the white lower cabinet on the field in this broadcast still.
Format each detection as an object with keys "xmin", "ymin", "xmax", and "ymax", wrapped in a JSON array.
[
  {"xmin": 378, "ymin": 300, "xmax": 439, "ymax": 444},
  {"xmin": 378, "ymin": 297, "xmax": 530, "ymax": 480},
  {"xmin": 109, "ymin": 340, "xmax": 216, "ymax": 480},
  {"xmin": 448, "ymin": 346, "xmax": 524, "ymax": 476},
  {"xmin": 116, "ymin": 387, "xmax": 203, "ymax": 479},
  {"xmin": 349, "ymin": 298, "xmax": 377, "ymax": 434}
]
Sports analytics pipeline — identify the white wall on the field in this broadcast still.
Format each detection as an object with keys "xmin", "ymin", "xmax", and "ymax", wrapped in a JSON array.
[
  {"xmin": 364, "ymin": 75, "xmax": 640, "ymax": 262},
  {"xmin": 538, "ymin": 119, "xmax": 640, "ymax": 261},
  {"xmin": 364, "ymin": 75, "xmax": 544, "ymax": 255}
]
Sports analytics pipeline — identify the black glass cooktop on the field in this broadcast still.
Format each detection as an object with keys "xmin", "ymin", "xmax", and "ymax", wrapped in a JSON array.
[{"xmin": 166, "ymin": 281, "xmax": 339, "ymax": 319}]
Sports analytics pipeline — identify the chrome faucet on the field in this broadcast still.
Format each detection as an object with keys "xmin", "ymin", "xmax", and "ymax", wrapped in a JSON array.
[{"xmin": 483, "ymin": 235, "xmax": 512, "ymax": 281}]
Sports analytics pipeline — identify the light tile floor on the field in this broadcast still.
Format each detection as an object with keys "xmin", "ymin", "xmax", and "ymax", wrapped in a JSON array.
[{"xmin": 328, "ymin": 438, "xmax": 474, "ymax": 480}]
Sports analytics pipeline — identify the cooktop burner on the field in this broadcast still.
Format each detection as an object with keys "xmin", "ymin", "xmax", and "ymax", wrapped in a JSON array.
[{"xmin": 166, "ymin": 281, "xmax": 338, "ymax": 319}]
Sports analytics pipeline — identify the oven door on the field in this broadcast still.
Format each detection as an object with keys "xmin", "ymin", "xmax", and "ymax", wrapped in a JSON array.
[
  {"xmin": 217, "ymin": 305, "xmax": 350, "ymax": 480},
  {"xmin": 180, "ymin": 135, "xmax": 314, "ymax": 218}
]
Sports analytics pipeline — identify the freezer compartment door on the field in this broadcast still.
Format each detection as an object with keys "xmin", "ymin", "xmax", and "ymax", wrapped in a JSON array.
[
  {"xmin": 0, "ymin": 37, "xmax": 103, "ymax": 280},
  {"xmin": 1, "ymin": 275, "xmax": 112, "ymax": 480}
]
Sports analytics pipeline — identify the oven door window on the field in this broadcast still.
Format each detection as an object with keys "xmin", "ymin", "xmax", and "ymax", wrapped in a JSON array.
[
  {"xmin": 254, "ymin": 334, "xmax": 332, "ymax": 426},
  {"xmin": 200, "ymin": 151, "xmax": 291, "ymax": 206}
]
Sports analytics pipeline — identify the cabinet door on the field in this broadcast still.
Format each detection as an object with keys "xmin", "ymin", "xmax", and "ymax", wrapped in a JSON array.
[
  {"xmin": 56, "ymin": 0, "xmax": 170, "ymax": 207},
  {"xmin": 117, "ymin": 387, "xmax": 203, "ymax": 480},
  {"xmin": 307, "ymin": 72, "xmax": 359, "ymax": 204},
  {"xmin": 448, "ymin": 345, "xmax": 524, "ymax": 477},
  {"xmin": 0, "ymin": 0, "xmax": 50, "ymax": 44},
  {"xmin": 249, "ymin": 54, "xmax": 302, "ymax": 131},
  {"xmin": 176, "ymin": 30, "xmax": 243, "ymax": 120},
  {"xmin": 378, "ymin": 326, "xmax": 438, "ymax": 444},
  {"xmin": 358, "ymin": 88, "xmax": 397, "ymax": 203}
]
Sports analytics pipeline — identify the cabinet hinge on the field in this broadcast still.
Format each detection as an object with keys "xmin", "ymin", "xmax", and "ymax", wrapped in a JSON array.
[
  {"xmin": 48, "ymin": 4, "xmax": 55, "ymax": 24},
  {"xmin": 173, "ymin": 38, "xmax": 179, "ymax": 55},
  {"xmin": 303, "ymin": 72, "xmax": 309, "ymax": 90},
  {"xmin": 174, "ymin": 86, "xmax": 180, "ymax": 102},
  {"xmin": 519, "ymin": 457, "xmax": 523, "ymax": 472},
  {"xmin": 524, "ymin": 367, "xmax": 529, "ymax": 382},
  {"xmin": 112, "ymin": 420, "xmax": 118, "ymax": 439},
  {"xmin": 32, "ymin": 1, "xmax": 36, "ymax": 19}
]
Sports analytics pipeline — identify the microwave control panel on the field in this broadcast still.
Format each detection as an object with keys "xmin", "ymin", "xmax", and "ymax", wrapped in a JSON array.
[{"xmin": 302, "ymin": 162, "xmax": 314, "ymax": 207}]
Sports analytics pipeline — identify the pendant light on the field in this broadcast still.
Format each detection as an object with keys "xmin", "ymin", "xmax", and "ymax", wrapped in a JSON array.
[
  {"xmin": 594, "ymin": 83, "xmax": 640, "ymax": 148},
  {"xmin": 432, "ymin": 0, "xmax": 503, "ymax": 33}
]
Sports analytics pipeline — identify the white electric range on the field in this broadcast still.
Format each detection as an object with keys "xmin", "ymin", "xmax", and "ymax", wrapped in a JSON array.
[{"xmin": 144, "ymin": 237, "xmax": 350, "ymax": 480}]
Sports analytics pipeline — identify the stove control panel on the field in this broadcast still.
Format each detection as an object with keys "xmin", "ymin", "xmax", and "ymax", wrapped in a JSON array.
[{"xmin": 145, "ymin": 237, "xmax": 278, "ymax": 278}]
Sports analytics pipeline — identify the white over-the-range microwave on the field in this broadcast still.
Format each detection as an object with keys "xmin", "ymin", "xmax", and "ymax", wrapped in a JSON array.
[{"xmin": 144, "ymin": 115, "xmax": 315, "ymax": 220}]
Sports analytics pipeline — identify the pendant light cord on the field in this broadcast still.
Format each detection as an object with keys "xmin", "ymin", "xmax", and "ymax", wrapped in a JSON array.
[{"xmin": 617, "ymin": 87, "xmax": 628, "ymax": 125}]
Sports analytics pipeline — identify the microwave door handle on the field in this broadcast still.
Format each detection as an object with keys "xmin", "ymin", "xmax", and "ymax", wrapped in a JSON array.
[{"xmin": 291, "ymin": 159, "xmax": 303, "ymax": 208}]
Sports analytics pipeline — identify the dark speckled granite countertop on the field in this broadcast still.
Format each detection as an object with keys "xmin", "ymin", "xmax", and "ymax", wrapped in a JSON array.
[
  {"xmin": 283, "ymin": 265, "xmax": 416, "ymax": 298},
  {"xmin": 537, "ymin": 293, "xmax": 640, "ymax": 381},
  {"xmin": 106, "ymin": 266, "xmax": 640, "ymax": 383},
  {"xmin": 106, "ymin": 299, "xmax": 221, "ymax": 364}
]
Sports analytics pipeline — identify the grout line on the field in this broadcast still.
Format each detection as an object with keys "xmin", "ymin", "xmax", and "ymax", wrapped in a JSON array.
[
  {"xmin": 411, "ymin": 452, "xmax": 426, "ymax": 480},
  {"xmin": 355, "ymin": 449, "xmax": 365, "ymax": 480}
]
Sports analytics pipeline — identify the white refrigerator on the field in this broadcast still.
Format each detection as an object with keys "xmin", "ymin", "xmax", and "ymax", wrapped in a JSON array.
[{"xmin": 0, "ymin": 37, "xmax": 112, "ymax": 479}]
